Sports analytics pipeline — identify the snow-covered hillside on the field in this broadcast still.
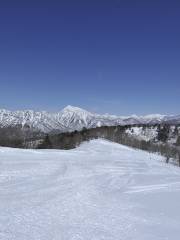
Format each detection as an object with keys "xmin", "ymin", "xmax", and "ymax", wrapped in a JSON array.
[
  {"xmin": 125, "ymin": 125, "xmax": 180, "ymax": 144},
  {"xmin": 1, "ymin": 139, "xmax": 180, "ymax": 240},
  {"xmin": 0, "ymin": 105, "xmax": 179, "ymax": 132}
]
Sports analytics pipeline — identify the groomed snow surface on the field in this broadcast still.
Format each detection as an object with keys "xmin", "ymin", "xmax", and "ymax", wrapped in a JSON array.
[{"xmin": 0, "ymin": 139, "xmax": 180, "ymax": 240}]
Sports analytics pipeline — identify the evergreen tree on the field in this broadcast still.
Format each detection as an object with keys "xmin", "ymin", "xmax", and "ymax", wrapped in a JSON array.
[
  {"xmin": 157, "ymin": 125, "xmax": 169, "ymax": 143},
  {"xmin": 38, "ymin": 134, "xmax": 52, "ymax": 149},
  {"xmin": 176, "ymin": 136, "xmax": 180, "ymax": 146}
]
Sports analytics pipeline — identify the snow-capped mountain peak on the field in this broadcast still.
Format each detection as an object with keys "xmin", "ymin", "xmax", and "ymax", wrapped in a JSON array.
[
  {"xmin": 61, "ymin": 105, "xmax": 88, "ymax": 112},
  {"xmin": 56, "ymin": 105, "xmax": 94, "ymax": 130},
  {"xmin": 0, "ymin": 106, "xmax": 179, "ymax": 133}
]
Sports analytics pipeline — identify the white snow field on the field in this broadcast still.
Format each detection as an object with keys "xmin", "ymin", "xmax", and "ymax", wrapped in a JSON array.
[{"xmin": 0, "ymin": 140, "xmax": 180, "ymax": 240}]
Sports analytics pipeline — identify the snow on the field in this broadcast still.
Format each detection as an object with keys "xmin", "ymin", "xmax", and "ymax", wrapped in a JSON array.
[
  {"xmin": 125, "ymin": 126, "xmax": 158, "ymax": 141},
  {"xmin": 0, "ymin": 139, "xmax": 180, "ymax": 240},
  {"xmin": 0, "ymin": 106, "xmax": 180, "ymax": 132}
]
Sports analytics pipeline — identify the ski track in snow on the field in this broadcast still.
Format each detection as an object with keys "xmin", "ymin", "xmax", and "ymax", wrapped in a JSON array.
[{"xmin": 0, "ymin": 139, "xmax": 180, "ymax": 240}]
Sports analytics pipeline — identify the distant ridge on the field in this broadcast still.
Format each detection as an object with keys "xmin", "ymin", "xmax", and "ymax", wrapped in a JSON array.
[{"xmin": 0, "ymin": 105, "xmax": 179, "ymax": 133}]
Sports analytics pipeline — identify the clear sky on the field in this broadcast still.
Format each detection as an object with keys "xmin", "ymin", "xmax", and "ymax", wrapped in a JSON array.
[{"xmin": 0, "ymin": 0, "xmax": 179, "ymax": 115}]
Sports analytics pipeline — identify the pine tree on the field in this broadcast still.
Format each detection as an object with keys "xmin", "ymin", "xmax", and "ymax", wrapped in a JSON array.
[
  {"xmin": 176, "ymin": 136, "xmax": 180, "ymax": 146},
  {"xmin": 38, "ymin": 134, "xmax": 52, "ymax": 149},
  {"xmin": 157, "ymin": 125, "xmax": 169, "ymax": 143}
]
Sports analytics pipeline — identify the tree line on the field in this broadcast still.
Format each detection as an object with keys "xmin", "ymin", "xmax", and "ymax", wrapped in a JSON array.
[{"xmin": 0, "ymin": 124, "xmax": 44, "ymax": 148}]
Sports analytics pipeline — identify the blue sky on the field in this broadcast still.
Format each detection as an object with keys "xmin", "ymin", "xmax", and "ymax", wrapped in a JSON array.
[{"xmin": 0, "ymin": 1, "xmax": 179, "ymax": 115}]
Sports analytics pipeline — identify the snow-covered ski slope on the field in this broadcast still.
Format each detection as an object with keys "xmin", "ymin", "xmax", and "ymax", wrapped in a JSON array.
[{"xmin": 0, "ymin": 139, "xmax": 180, "ymax": 240}]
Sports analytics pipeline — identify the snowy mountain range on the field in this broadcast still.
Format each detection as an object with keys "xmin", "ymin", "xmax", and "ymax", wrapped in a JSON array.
[{"xmin": 0, "ymin": 105, "xmax": 179, "ymax": 133}]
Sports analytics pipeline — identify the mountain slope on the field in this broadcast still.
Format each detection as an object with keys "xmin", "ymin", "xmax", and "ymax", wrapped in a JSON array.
[
  {"xmin": 0, "ymin": 105, "xmax": 179, "ymax": 133},
  {"xmin": 1, "ymin": 139, "xmax": 180, "ymax": 239}
]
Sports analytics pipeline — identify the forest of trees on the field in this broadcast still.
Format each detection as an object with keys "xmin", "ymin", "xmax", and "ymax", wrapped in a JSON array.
[{"xmin": 0, "ymin": 124, "xmax": 44, "ymax": 148}]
